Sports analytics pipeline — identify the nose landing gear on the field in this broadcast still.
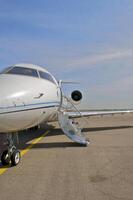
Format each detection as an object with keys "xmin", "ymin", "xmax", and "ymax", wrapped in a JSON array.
[{"xmin": 1, "ymin": 133, "xmax": 21, "ymax": 166}]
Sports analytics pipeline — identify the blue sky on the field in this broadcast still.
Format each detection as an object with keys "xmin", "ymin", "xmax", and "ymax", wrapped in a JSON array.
[{"xmin": 0, "ymin": 0, "xmax": 133, "ymax": 109}]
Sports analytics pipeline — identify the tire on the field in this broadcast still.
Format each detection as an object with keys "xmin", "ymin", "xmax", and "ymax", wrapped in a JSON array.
[
  {"xmin": 11, "ymin": 150, "xmax": 21, "ymax": 166},
  {"xmin": 1, "ymin": 150, "xmax": 10, "ymax": 165}
]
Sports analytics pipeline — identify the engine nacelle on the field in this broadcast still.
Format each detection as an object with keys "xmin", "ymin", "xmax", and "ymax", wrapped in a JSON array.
[{"xmin": 71, "ymin": 90, "xmax": 82, "ymax": 103}]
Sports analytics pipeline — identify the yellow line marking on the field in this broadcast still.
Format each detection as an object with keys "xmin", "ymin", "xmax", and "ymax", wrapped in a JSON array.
[
  {"xmin": 21, "ymin": 131, "xmax": 49, "ymax": 156},
  {"xmin": 0, "ymin": 130, "xmax": 49, "ymax": 175}
]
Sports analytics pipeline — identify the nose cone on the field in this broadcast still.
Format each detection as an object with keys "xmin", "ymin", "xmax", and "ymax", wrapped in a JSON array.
[{"xmin": 0, "ymin": 74, "xmax": 29, "ymax": 108}]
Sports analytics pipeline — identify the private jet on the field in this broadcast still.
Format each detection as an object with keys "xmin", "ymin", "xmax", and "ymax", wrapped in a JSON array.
[{"xmin": 0, "ymin": 63, "xmax": 132, "ymax": 166}]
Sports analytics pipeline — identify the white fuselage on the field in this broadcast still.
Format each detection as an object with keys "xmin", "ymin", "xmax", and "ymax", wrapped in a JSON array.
[{"xmin": 0, "ymin": 64, "xmax": 61, "ymax": 133}]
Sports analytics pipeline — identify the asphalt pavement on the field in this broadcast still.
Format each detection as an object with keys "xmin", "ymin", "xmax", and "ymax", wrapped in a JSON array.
[{"xmin": 0, "ymin": 114, "xmax": 133, "ymax": 200}]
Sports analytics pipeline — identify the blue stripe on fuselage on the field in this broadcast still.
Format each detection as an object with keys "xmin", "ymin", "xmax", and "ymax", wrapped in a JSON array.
[{"xmin": 0, "ymin": 102, "xmax": 60, "ymax": 115}]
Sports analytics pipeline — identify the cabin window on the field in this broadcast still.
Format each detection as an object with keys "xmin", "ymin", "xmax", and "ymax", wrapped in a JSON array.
[
  {"xmin": 39, "ymin": 71, "xmax": 56, "ymax": 84},
  {"xmin": 5, "ymin": 66, "xmax": 39, "ymax": 78}
]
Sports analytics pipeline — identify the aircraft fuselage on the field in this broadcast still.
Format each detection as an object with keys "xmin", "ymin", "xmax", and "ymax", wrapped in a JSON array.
[{"xmin": 0, "ymin": 64, "xmax": 61, "ymax": 132}]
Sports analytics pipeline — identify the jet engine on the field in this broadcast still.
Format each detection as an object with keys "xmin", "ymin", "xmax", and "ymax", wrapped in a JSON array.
[{"xmin": 71, "ymin": 90, "xmax": 82, "ymax": 103}]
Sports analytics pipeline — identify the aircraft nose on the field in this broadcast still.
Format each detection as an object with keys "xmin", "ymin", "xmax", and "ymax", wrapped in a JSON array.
[{"xmin": 0, "ymin": 90, "xmax": 26, "ymax": 109}]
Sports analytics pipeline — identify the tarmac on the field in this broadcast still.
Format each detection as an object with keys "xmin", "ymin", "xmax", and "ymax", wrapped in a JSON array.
[{"xmin": 0, "ymin": 114, "xmax": 133, "ymax": 200}]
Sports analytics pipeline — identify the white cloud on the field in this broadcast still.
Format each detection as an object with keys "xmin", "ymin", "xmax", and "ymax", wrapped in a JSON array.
[
  {"xmin": 88, "ymin": 75, "xmax": 133, "ymax": 96},
  {"xmin": 66, "ymin": 49, "xmax": 133, "ymax": 68}
]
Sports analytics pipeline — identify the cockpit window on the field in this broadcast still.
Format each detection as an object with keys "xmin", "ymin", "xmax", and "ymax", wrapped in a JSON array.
[
  {"xmin": 39, "ymin": 71, "xmax": 56, "ymax": 84},
  {"xmin": 5, "ymin": 66, "xmax": 39, "ymax": 78},
  {"xmin": 1, "ymin": 66, "xmax": 13, "ymax": 74}
]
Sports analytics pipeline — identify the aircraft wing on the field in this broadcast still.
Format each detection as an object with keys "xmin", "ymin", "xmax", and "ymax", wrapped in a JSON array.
[
  {"xmin": 66, "ymin": 110, "xmax": 133, "ymax": 118},
  {"xmin": 58, "ymin": 109, "xmax": 133, "ymax": 145}
]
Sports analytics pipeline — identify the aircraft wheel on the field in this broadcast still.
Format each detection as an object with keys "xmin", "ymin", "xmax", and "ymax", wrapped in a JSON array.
[
  {"xmin": 11, "ymin": 150, "xmax": 21, "ymax": 166},
  {"xmin": 1, "ymin": 150, "xmax": 10, "ymax": 165}
]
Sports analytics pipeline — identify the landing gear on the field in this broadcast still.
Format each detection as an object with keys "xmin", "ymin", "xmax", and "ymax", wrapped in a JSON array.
[
  {"xmin": 11, "ymin": 150, "xmax": 21, "ymax": 166},
  {"xmin": 1, "ymin": 133, "xmax": 21, "ymax": 166},
  {"xmin": 1, "ymin": 150, "xmax": 10, "ymax": 165}
]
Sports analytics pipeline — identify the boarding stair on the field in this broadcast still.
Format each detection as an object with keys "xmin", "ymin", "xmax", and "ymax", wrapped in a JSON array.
[{"xmin": 58, "ymin": 96, "xmax": 89, "ymax": 145}]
